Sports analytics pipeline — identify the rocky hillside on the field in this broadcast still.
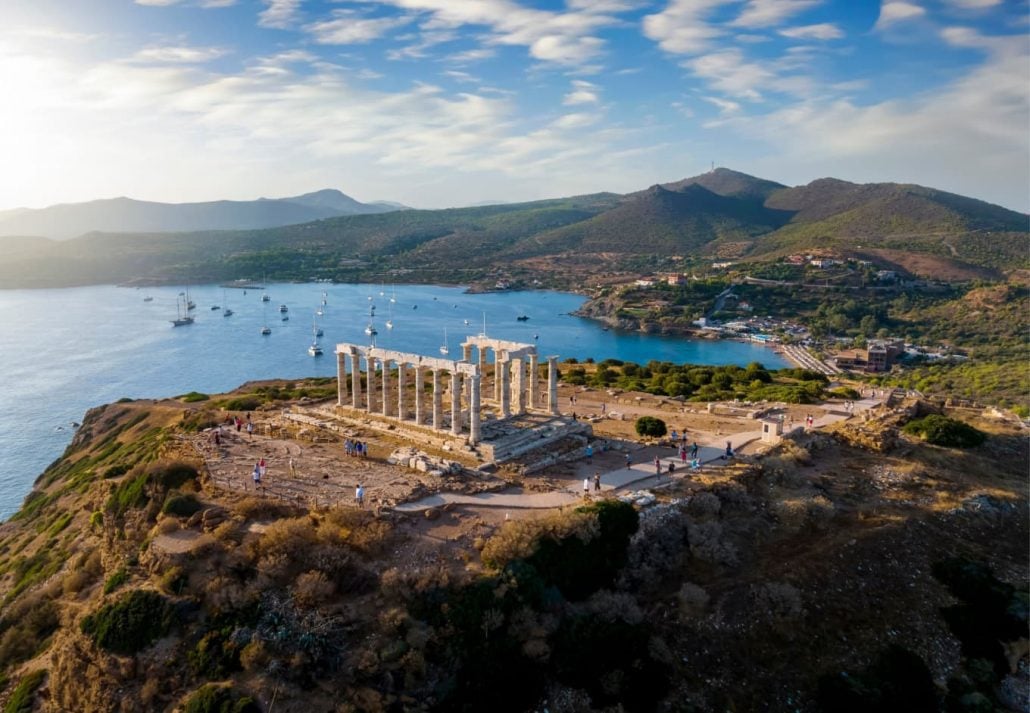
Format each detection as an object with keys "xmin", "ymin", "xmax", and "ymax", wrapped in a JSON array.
[{"xmin": 0, "ymin": 382, "xmax": 1026, "ymax": 712}]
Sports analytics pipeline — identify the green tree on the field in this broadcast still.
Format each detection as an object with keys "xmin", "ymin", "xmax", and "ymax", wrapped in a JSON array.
[{"xmin": 635, "ymin": 416, "xmax": 667, "ymax": 438}]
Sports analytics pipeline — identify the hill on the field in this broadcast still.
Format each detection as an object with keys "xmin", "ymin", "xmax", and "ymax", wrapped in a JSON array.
[
  {"xmin": 0, "ymin": 189, "xmax": 403, "ymax": 240},
  {"xmin": 0, "ymin": 170, "xmax": 1025, "ymax": 288},
  {"xmin": 0, "ymin": 382, "xmax": 1024, "ymax": 712}
]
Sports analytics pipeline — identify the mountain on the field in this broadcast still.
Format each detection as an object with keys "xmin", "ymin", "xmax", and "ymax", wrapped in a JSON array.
[
  {"xmin": 0, "ymin": 170, "xmax": 1025, "ymax": 287},
  {"xmin": 0, "ymin": 190, "xmax": 403, "ymax": 240}
]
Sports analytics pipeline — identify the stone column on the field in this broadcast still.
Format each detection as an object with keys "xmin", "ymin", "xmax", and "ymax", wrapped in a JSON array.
[
  {"xmin": 499, "ymin": 359, "xmax": 511, "ymax": 418},
  {"xmin": 432, "ymin": 370, "xmax": 443, "ymax": 431},
  {"xmin": 366, "ymin": 357, "xmax": 377, "ymax": 414},
  {"xmin": 528, "ymin": 354, "xmax": 539, "ymax": 409},
  {"xmin": 478, "ymin": 347, "xmax": 487, "ymax": 396},
  {"xmin": 494, "ymin": 351, "xmax": 504, "ymax": 403},
  {"xmin": 469, "ymin": 373, "xmax": 481, "ymax": 445},
  {"xmin": 350, "ymin": 348, "xmax": 362, "ymax": 410},
  {"xmin": 336, "ymin": 351, "xmax": 346, "ymax": 405},
  {"xmin": 512, "ymin": 357, "xmax": 525, "ymax": 414},
  {"xmin": 547, "ymin": 356, "xmax": 559, "ymax": 415},
  {"xmin": 462, "ymin": 344, "xmax": 472, "ymax": 362},
  {"xmin": 414, "ymin": 366, "xmax": 424, "ymax": 425},
  {"xmin": 396, "ymin": 362, "xmax": 406, "ymax": 421},
  {"xmin": 450, "ymin": 372, "xmax": 462, "ymax": 436},
  {"xmin": 381, "ymin": 360, "xmax": 391, "ymax": 418}
]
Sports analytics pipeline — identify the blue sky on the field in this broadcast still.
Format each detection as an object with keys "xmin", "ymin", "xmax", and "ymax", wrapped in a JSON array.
[{"xmin": 0, "ymin": 0, "xmax": 1027, "ymax": 211}]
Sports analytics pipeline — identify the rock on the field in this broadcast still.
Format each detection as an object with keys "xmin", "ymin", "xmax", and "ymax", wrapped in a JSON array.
[
  {"xmin": 424, "ymin": 508, "xmax": 441, "ymax": 521},
  {"xmin": 414, "ymin": 459, "xmax": 429, "ymax": 473}
]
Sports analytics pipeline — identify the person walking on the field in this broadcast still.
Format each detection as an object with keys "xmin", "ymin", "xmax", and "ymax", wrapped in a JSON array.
[
  {"xmin": 654, "ymin": 456, "xmax": 662, "ymax": 479},
  {"xmin": 625, "ymin": 452, "xmax": 632, "ymax": 469},
  {"xmin": 593, "ymin": 471, "xmax": 601, "ymax": 492},
  {"xmin": 246, "ymin": 421, "xmax": 254, "ymax": 439},
  {"xmin": 258, "ymin": 457, "xmax": 267, "ymax": 479},
  {"xmin": 355, "ymin": 484, "xmax": 365, "ymax": 508},
  {"xmin": 585, "ymin": 443, "xmax": 593, "ymax": 463},
  {"xmin": 252, "ymin": 462, "xmax": 262, "ymax": 489},
  {"xmin": 583, "ymin": 477, "xmax": 590, "ymax": 497},
  {"xmin": 690, "ymin": 441, "xmax": 699, "ymax": 459}
]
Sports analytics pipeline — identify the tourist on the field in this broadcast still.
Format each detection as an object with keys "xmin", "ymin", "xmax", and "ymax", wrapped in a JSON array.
[
  {"xmin": 668, "ymin": 462, "xmax": 675, "ymax": 474},
  {"xmin": 258, "ymin": 457, "xmax": 266, "ymax": 478},
  {"xmin": 593, "ymin": 472, "xmax": 601, "ymax": 491},
  {"xmin": 246, "ymin": 421, "xmax": 254, "ymax": 439},
  {"xmin": 583, "ymin": 477, "xmax": 590, "ymax": 496},
  {"xmin": 690, "ymin": 457, "xmax": 700, "ymax": 472},
  {"xmin": 625, "ymin": 452, "xmax": 632, "ymax": 468},
  {"xmin": 679, "ymin": 445, "xmax": 687, "ymax": 463},
  {"xmin": 670, "ymin": 429, "xmax": 678, "ymax": 442},
  {"xmin": 654, "ymin": 456, "xmax": 661, "ymax": 476},
  {"xmin": 344, "ymin": 439, "xmax": 352, "ymax": 456},
  {"xmin": 725, "ymin": 441, "xmax": 733, "ymax": 459},
  {"xmin": 213, "ymin": 430, "xmax": 220, "ymax": 446},
  {"xmin": 252, "ymin": 463, "xmax": 261, "ymax": 489},
  {"xmin": 600, "ymin": 402, "xmax": 606, "ymax": 414},
  {"xmin": 288, "ymin": 457, "xmax": 296, "ymax": 477},
  {"xmin": 355, "ymin": 484, "xmax": 365, "ymax": 508},
  {"xmin": 585, "ymin": 443, "xmax": 593, "ymax": 462},
  {"xmin": 690, "ymin": 442, "xmax": 699, "ymax": 459},
  {"xmin": 235, "ymin": 417, "xmax": 241, "ymax": 433}
]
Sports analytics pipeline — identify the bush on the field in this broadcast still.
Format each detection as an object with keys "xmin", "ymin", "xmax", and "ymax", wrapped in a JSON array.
[
  {"xmin": 3, "ymin": 670, "xmax": 46, "ymax": 713},
  {"xmin": 162, "ymin": 493, "xmax": 203, "ymax": 517},
  {"xmin": 182, "ymin": 684, "xmax": 260, "ymax": 713},
  {"xmin": 180, "ymin": 392, "xmax": 210, "ymax": 403},
  {"xmin": 103, "ymin": 567, "xmax": 129, "ymax": 595},
  {"xmin": 80, "ymin": 590, "xmax": 174, "ymax": 655},
  {"xmin": 634, "ymin": 416, "xmax": 667, "ymax": 438},
  {"xmin": 903, "ymin": 415, "xmax": 986, "ymax": 448},
  {"xmin": 222, "ymin": 396, "xmax": 262, "ymax": 412}
]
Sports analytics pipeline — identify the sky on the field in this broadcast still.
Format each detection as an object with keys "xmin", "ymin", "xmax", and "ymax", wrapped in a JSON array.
[{"xmin": 0, "ymin": 0, "xmax": 1027, "ymax": 212}]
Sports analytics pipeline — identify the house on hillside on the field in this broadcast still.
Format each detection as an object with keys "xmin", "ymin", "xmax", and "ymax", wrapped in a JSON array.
[
  {"xmin": 666, "ymin": 273, "xmax": 687, "ymax": 286},
  {"xmin": 876, "ymin": 270, "xmax": 897, "ymax": 281},
  {"xmin": 831, "ymin": 339, "xmax": 905, "ymax": 373},
  {"xmin": 635, "ymin": 278, "xmax": 655, "ymax": 288},
  {"xmin": 785, "ymin": 254, "xmax": 806, "ymax": 265}
]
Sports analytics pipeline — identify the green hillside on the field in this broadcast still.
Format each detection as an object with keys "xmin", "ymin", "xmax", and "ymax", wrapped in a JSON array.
[{"xmin": 0, "ymin": 170, "xmax": 1024, "ymax": 288}]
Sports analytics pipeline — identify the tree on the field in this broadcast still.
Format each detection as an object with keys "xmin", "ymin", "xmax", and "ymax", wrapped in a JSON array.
[{"xmin": 635, "ymin": 416, "xmax": 667, "ymax": 438}]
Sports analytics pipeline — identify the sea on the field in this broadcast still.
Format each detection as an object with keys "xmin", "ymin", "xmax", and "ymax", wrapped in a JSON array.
[{"xmin": 0, "ymin": 283, "xmax": 786, "ymax": 520}]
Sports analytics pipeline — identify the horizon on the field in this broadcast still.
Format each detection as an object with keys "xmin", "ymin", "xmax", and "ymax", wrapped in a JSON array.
[{"xmin": 1, "ymin": 0, "xmax": 1028, "ymax": 213}]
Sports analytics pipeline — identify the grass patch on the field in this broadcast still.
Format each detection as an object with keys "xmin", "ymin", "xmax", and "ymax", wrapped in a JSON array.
[
  {"xmin": 3, "ymin": 670, "xmax": 46, "ymax": 713},
  {"xmin": 81, "ymin": 590, "xmax": 174, "ymax": 655}
]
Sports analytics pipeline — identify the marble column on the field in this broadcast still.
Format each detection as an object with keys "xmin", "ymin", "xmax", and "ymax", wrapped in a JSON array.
[
  {"xmin": 469, "ymin": 373, "xmax": 481, "ymax": 445},
  {"xmin": 494, "ymin": 351, "xmax": 503, "ymax": 403},
  {"xmin": 336, "ymin": 351, "xmax": 346, "ymax": 406},
  {"xmin": 462, "ymin": 344, "xmax": 472, "ymax": 362},
  {"xmin": 366, "ymin": 357, "xmax": 377, "ymax": 414},
  {"xmin": 547, "ymin": 356, "xmax": 559, "ymax": 415},
  {"xmin": 396, "ymin": 362, "xmax": 406, "ymax": 421},
  {"xmin": 381, "ymin": 359, "xmax": 391, "ymax": 417},
  {"xmin": 512, "ymin": 357, "xmax": 525, "ymax": 414},
  {"xmin": 528, "ymin": 354, "xmax": 539, "ymax": 409},
  {"xmin": 432, "ymin": 370, "xmax": 443, "ymax": 431},
  {"xmin": 350, "ymin": 348, "xmax": 361, "ymax": 410},
  {"xmin": 478, "ymin": 347, "xmax": 487, "ymax": 397},
  {"xmin": 499, "ymin": 359, "xmax": 511, "ymax": 418},
  {"xmin": 450, "ymin": 372, "xmax": 462, "ymax": 436},
  {"xmin": 414, "ymin": 366, "xmax": 424, "ymax": 425}
]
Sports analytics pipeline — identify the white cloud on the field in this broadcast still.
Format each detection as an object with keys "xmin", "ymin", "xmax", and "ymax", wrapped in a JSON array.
[
  {"xmin": 943, "ymin": 0, "xmax": 1001, "ymax": 7},
  {"xmin": 133, "ymin": 46, "xmax": 229, "ymax": 63},
  {"xmin": 875, "ymin": 2, "xmax": 926, "ymax": 29},
  {"xmin": 445, "ymin": 47, "xmax": 497, "ymax": 63},
  {"xmin": 778, "ymin": 22, "xmax": 843, "ymax": 39},
  {"xmin": 685, "ymin": 49, "xmax": 774, "ymax": 100},
  {"xmin": 361, "ymin": 0, "xmax": 626, "ymax": 66},
  {"xmin": 704, "ymin": 95, "xmax": 742, "ymax": 114},
  {"xmin": 642, "ymin": 0, "xmax": 736, "ymax": 55},
  {"xmin": 306, "ymin": 13, "xmax": 413, "ymax": 45},
  {"xmin": 134, "ymin": 0, "xmax": 182, "ymax": 5},
  {"xmin": 563, "ymin": 79, "xmax": 600, "ymax": 105},
  {"xmin": 259, "ymin": 0, "xmax": 303, "ymax": 29},
  {"xmin": 732, "ymin": 0, "xmax": 822, "ymax": 28}
]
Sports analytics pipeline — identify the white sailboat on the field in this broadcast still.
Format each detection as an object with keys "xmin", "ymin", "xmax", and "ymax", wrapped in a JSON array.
[
  {"xmin": 364, "ymin": 303, "xmax": 378, "ymax": 344},
  {"xmin": 308, "ymin": 318, "xmax": 323, "ymax": 356},
  {"xmin": 170, "ymin": 293, "xmax": 194, "ymax": 327},
  {"xmin": 261, "ymin": 272, "xmax": 271, "ymax": 302},
  {"xmin": 439, "ymin": 327, "xmax": 449, "ymax": 356},
  {"xmin": 223, "ymin": 290, "xmax": 233, "ymax": 317},
  {"xmin": 260, "ymin": 301, "xmax": 271, "ymax": 335}
]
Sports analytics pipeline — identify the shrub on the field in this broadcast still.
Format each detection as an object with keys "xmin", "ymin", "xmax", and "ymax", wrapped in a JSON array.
[
  {"xmin": 103, "ymin": 567, "xmax": 129, "ymax": 595},
  {"xmin": 180, "ymin": 392, "xmax": 210, "ymax": 403},
  {"xmin": 147, "ymin": 460, "xmax": 200, "ymax": 489},
  {"xmin": 80, "ymin": 590, "xmax": 174, "ymax": 655},
  {"xmin": 222, "ymin": 396, "xmax": 262, "ymax": 412},
  {"xmin": 0, "ymin": 599, "xmax": 59, "ymax": 670},
  {"xmin": 677, "ymin": 583, "xmax": 710, "ymax": 620},
  {"xmin": 634, "ymin": 416, "xmax": 667, "ymax": 438},
  {"xmin": 829, "ymin": 386, "xmax": 861, "ymax": 400},
  {"xmin": 182, "ymin": 684, "xmax": 260, "ymax": 713},
  {"xmin": 3, "ymin": 670, "xmax": 46, "ymax": 713},
  {"xmin": 162, "ymin": 493, "xmax": 203, "ymax": 518},
  {"xmin": 902, "ymin": 415, "xmax": 986, "ymax": 448}
]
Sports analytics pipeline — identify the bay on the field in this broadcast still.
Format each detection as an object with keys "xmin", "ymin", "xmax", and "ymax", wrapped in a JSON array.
[{"xmin": 0, "ymin": 283, "xmax": 786, "ymax": 520}]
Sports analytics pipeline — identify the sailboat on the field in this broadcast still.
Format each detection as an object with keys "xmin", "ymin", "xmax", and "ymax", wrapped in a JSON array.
[
  {"xmin": 389, "ymin": 286, "xmax": 396, "ymax": 304},
  {"xmin": 185, "ymin": 285, "xmax": 196, "ymax": 311},
  {"xmin": 385, "ymin": 298, "xmax": 394, "ymax": 330},
  {"xmin": 261, "ymin": 273, "xmax": 271, "ymax": 302},
  {"xmin": 308, "ymin": 318, "xmax": 323, "ymax": 356},
  {"xmin": 170, "ymin": 293, "xmax": 194, "ymax": 327},
  {"xmin": 439, "ymin": 327, "xmax": 449, "ymax": 356},
  {"xmin": 143, "ymin": 290, "xmax": 153, "ymax": 302},
  {"xmin": 222, "ymin": 290, "xmax": 233, "ymax": 317}
]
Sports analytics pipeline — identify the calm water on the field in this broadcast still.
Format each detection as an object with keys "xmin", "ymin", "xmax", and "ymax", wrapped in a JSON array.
[{"xmin": 0, "ymin": 283, "xmax": 785, "ymax": 519}]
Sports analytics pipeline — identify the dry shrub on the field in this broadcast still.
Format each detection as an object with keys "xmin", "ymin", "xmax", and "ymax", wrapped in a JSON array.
[
  {"xmin": 240, "ymin": 640, "xmax": 270, "ymax": 672},
  {"xmin": 212, "ymin": 520, "xmax": 242, "ymax": 545},
  {"xmin": 378, "ymin": 607, "xmax": 408, "ymax": 634},
  {"xmin": 63, "ymin": 568, "xmax": 96, "ymax": 597},
  {"xmin": 620, "ymin": 504, "xmax": 690, "ymax": 591},
  {"xmin": 204, "ymin": 574, "xmax": 252, "ymax": 614},
  {"xmin": 232, "ymin": 496, "xmax": 302, "ymax": 521},
  {"xmin": 140, "ymin": 677, "xmax": 161, "ymax": 707},
  {"xmin": 677, "ymin": 582, "xmax": 710, "ymax": 621},
  {"xmin": 752, "ymin": 581, "xmax": 804, "ymax": 624},
  {"xmin": 713, "ymin": 481, "xmax": 752, "ymax": 510},
  {"xmin": 585, "ymin": 590, "xmax": 642, "ymax": 625},
  {"xmin": 155, "ymin": 516, "xmax": 180, "ymax": 535},
  {"xmin": 771, "ymin": 492, "xmax": 836, "ymax": 533},
  {"xmin": 687, "ymin": 520, "xmax": 738, "ymax": 566},
  {"xmin": 293, "ymin": 570, "xmax": 335, "ymax": 607},
  {"xmin": 252, "ymin": 517, "xmax": 320, "ymax": 562},
  {"xmin": 686, "ymin": 492, "xmax": 722, "ymax": 519},
  {"xmin": 480, "ymin": 508, "xmax": 598, "ymax": 570}
]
